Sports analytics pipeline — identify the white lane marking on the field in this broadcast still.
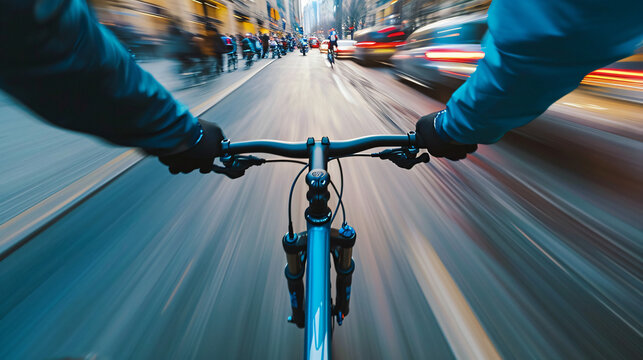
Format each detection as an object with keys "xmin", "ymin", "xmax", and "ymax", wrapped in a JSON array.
[
  {"xmin": 407, "ymin": 229, "xmax": 502, "ymax": 360},
  {"xmin": 332, "ymin": 73, "xmax": 356, "ymax": 104}
]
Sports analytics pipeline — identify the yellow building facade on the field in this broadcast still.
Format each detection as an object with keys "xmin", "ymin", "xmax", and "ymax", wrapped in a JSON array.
[{"xmin": 91, "ymin": 0, "xmax": 300, "ymax": 41}]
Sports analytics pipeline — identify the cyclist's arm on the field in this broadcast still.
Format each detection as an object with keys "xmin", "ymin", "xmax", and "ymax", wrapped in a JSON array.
[
  {"xmin": 437, "ymin": 0, "xmax": 643, "ymax": 144},
  {"xmin": 0, "ymin": 0, "xmax": 200, "ymax": 155}
]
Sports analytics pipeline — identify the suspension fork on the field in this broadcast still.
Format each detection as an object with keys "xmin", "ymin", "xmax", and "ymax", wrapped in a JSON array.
[
  {"xmin": 331, "ymin": 224, "xmax": 356, "ymax": 325},
  {"xmin": 283, "ymin": 232, "xmax": 307, "ymax": 328}
]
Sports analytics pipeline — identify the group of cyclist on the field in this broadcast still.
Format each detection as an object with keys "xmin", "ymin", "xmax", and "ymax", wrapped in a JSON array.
[
  {"xmin": 166, "ymin": 22, "xmax": 303, "ymax": 83},
  {"xmin": 243, "ymin": 33, "xmax": 299, "ymax": 63}
]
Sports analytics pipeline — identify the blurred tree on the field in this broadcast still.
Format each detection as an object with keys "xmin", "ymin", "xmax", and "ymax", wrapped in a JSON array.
[{"xmin": 343, "ymin": 0, "xmax": 366, "ymax": 39}]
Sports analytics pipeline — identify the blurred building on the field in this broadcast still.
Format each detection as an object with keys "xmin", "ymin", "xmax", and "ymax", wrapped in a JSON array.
[
  {"xmin": 303, "ymin": 1, "xmax": 319, "ymax": 34},
  {"xmin": 289, "ymin": 0, "xmax": 303, "ymax": 35},
  {"xmin": 303, "ymin": 0, "xmax": 342, "ymax": 36},
  {"xmin": 363, "ymin": 0, "xmax": 490, "ymax": 29},
  {"xmin": 91, "ymin": 0, "xmax": 302, "ymax": 55}
]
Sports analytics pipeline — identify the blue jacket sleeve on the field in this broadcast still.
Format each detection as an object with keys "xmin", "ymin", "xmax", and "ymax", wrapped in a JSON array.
[
  {"xmin": 437, "ymin": 0, "xmax": 643, "ymax": 144},
  {"xmin": 0, "ymin": 0, "xmax": 200, "ymax": 154}
]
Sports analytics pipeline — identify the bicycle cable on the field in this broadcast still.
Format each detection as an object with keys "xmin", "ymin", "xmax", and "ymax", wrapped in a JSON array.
[
  {"xmin": 287, "ymin": 163, "xmax": 309, "ymax": 237},
  {"xmin": 286, "ymin": 158, "xmax": 347, "ymax": 236},
  {"xmin": 330, "ymin": 158, "xmax": 346, "ymax": 225},
  {"xmin": 329, "ymin": 180, "xmax": 346, "ymax": 226}
]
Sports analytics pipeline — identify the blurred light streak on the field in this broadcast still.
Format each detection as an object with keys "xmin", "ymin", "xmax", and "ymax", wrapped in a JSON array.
[
  {"xmin": 377, "ymin": 26, "xmax": 398, "ymax": 33},
  {"xmin": 162, "ymin": 259, "xmax": 194, "ymax": 313},
  {"xmin": 356, "ymin": 41, "xmax": 405, "ymax": 49},
  {"xmin": 562, "ymin": 102, "xmax": 608, "ymax": 110},
  {"xmin": 387, "ymin": 31, "xmax": 406, "ymax": 37},
  {"xmin": 581, "ymin": 68, "xmax": 643, "ymax": 90},
  {"xmin": 580, "ymin": 80, "xmax": 643, "ymax": 91},
  {"xmin": 591, "ymin": 69, "xmax": 643, "ymax": 79},
  {"xmin": 439, "ymin": 69, "xmax": 471, "ymax": 78},
  {"xmin": 513, "ymin": 224, "xmax": 567, "ymax": 273},
  {"xmin": 437, "ymin": 33, "xmax": 461, "ymax": 39},
  {"xmin": 425, "ymin": 49, "xmax": 484, "ymax": 62},
  {"xmin": 437, "ymin": 27, "xmax": 462, "ymax": 33},
  {"xmin": 584, "ymin": 74, "xmax": 642, "ymax": 85}
]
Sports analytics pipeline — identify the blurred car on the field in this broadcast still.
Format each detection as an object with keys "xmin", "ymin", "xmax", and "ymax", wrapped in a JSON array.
[
  {"xmin": 580, "ymin": 47, "xmax": 643, "ymax": 103},
  {"xmin": 391, "ymin": 14, "xmax": 487, "ymax": 93},
  {"xmin": 309, "ymin": 37, "xmax": 320, "ymax": 48},
  {"xmin": 336, "ymin": 40, "xmax": 357, "ymax": 59},
  {"xmin": 353, "ymin": 25, "xmax": 407, "ymax": 64},
  {"xmin": 320, "ymin": 40, "xmax": 329, "ymax": 53}
]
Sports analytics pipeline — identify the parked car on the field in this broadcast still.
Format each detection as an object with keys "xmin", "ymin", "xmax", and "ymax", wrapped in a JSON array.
[
  {"xmin": 391, "ymin": 13, "xmax": 487, "ymax": 94},
  {"xmin": 353, "ymin": 25, "xmax": 407, "ymax": 64},
  {"xmin": 309, "ymin": 37, "xmax": 320, "ymax": 48},
  {"xmin": 320, "ymin": 40, "xmax": 329, "ymax": 53},
  {"xmin": 336, "ymin": 40, "xmax": 357, "ymax": 59}
]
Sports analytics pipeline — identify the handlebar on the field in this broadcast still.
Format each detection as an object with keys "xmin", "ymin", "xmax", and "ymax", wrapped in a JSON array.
[
  {"xmin": 221, "ymin": 133, "xmax": 417, "ymax": 158},
  {"xmin": 215, "ymin": 132, "xmax": 427, "ymax": 178}
]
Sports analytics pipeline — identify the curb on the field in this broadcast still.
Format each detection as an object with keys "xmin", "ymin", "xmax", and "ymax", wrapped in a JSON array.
[{"xmin": 0, "ymin": 59, "xmax": 276, "ymax": 260}]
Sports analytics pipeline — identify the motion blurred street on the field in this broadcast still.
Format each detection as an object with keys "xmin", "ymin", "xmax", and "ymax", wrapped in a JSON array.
[
  {"xmin": 1, "ymin": 49, "xmax": 641, "ymax": 359},
  {"xmin": 1, "ymin": 0, "xmax": 643, "ymax": 358}
]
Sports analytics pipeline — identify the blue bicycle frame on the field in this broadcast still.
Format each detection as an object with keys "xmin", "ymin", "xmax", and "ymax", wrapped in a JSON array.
[
  {"xmin": 221, "ymin": 134, "xmax": 418, "ymax": 360},
  {"xmin": 306, "ymin": 224, "xmax": 331, "ymax": 358},
  {"xmin": 304, "ymin": 141, "xmax": 332, "ymax": 359}
]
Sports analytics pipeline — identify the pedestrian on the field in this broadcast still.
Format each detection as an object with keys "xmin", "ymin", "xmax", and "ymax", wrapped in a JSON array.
[
  {"xmin": 166, "ymin": 19, "xmax": 197, "ymax": 76},
  {"xmin": 208, "ymin": 26, "xmax": 226, "ymax": 74},
  {"xmin": 262, "ymin": 33, "xmax": 269, "ymax": 58}
]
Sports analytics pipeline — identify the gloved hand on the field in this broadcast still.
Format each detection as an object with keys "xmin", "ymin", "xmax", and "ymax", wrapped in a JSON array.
[
  {"xmin": 158, "ymin": 120, "xmax": 225, "ymax": 174},
  {"xmin": 415, "ymin": 111, "xmax": 477, "ymax": 161}
]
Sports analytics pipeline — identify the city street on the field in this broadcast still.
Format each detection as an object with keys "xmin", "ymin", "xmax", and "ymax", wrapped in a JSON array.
[{"xmin": 0, "ymin": 52, "xmax": 641, "ymax": 360}]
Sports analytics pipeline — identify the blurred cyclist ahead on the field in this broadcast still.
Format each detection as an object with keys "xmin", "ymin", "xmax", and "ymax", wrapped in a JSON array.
[{"xmin": 0, "ymin": 0, "xmax": 642, "ymax": 171}]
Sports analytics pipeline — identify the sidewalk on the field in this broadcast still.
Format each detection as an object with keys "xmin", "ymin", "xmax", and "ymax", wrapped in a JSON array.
[
  {"xmin": 139, "ymin": 58, "xmax": 270, "ymax": 111},
  {"xmin": 0, "ymin": 57, "xmax": 274, "ymax": 224}
]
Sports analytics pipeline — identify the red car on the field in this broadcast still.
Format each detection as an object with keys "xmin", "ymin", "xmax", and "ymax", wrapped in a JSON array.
[{"xmin": 309, "ymin": 37, "xmax": 320, "ymax": 48}]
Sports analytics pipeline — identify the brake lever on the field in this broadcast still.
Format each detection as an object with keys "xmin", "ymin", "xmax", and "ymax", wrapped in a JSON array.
[
  {"xmin": 391, "ymin": 153, "xmax": 430, "ymax": 169},
  {"xmin": 373, "ymin": 147, "xmax": 430, "ymax": 170},
  {"xmin": 212, "ymin": 155, "xmax": 266, "ymax": 179}
]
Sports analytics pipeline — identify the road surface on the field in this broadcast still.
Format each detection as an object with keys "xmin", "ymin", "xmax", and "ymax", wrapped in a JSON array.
[{"xmin": 0, "ymin": 52, "xmax": 641, "ymax": 359}]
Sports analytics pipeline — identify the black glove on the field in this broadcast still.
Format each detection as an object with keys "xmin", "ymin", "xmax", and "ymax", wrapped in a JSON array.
[
  {"xmin": 158, "ymin": 120, "xmax": 225, "ymax": 174},
  {"xmin": 415, "ymin": 111, "xmax": 477, "ymax": 161}
]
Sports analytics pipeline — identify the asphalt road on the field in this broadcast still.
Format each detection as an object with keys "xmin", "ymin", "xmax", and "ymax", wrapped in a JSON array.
[{"xmin": 0, "ymin": 53, "xmax": 641, "ymax": 360}]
